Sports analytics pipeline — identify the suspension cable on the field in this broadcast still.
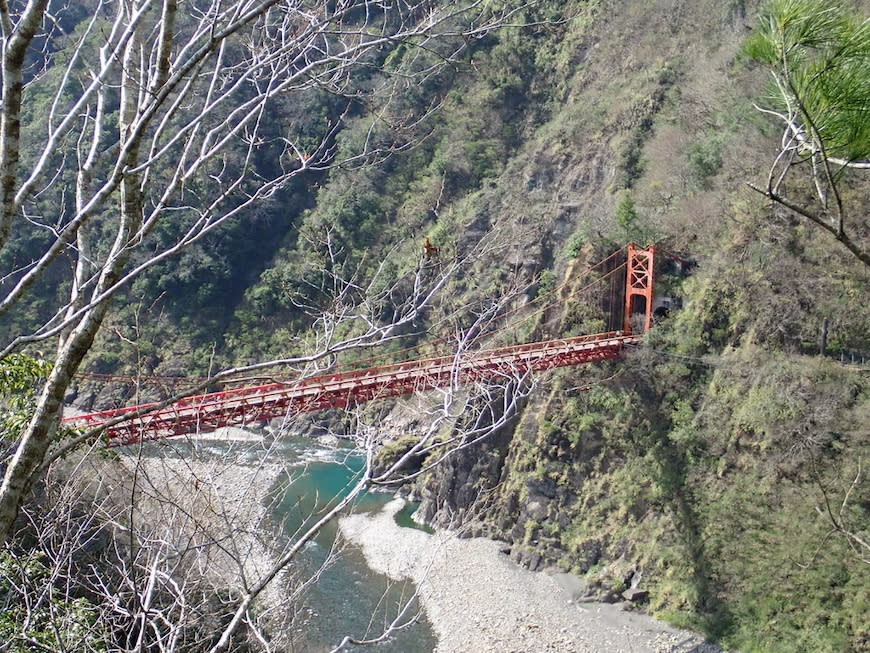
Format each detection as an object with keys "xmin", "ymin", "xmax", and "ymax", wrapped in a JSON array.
[{"xmin": 75, "ymin": 247, "xmax": 630, "ymax": 389}]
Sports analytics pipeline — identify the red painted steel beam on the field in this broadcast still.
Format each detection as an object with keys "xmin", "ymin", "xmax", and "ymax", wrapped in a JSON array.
[
  {"xmin": 63, "ymin": 332, "xmax": 639, "ymax": 445},
  {"xmin": 623, "ymin": 243, "xmax": 656, "ymax": 335}
]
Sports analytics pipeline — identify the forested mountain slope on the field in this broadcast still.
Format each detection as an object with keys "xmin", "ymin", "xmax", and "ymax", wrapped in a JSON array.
[
  {"xmin": 394, "ymin": 2, "xmax": 870, "ymax": 651},
  {"xmin": 308, "ymin": 1, "xmax": 867, "ymax": 650},
  {"xmin": 2, "ymin": 0, "xmax": 868, "ymax": 650}
]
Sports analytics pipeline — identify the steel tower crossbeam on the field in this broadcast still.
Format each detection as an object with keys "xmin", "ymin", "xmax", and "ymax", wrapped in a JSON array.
[{"xmin": 623, "ymin": 243, "xmax": 656, "ymax": 334}]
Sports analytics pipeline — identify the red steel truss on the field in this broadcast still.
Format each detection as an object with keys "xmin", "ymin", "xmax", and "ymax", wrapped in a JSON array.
[
  {"xmin": 63, "ymin": 243, "xmax": 656, "ymax": 445},
  {"xmin": 64, "ymin": 332, "xmax": 640, "ymax": 445}
]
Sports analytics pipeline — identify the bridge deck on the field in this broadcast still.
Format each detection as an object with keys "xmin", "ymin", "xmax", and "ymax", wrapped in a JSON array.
[{"xmin": 63, "ymin": 332, "xmax": 639, "ymax": 445}]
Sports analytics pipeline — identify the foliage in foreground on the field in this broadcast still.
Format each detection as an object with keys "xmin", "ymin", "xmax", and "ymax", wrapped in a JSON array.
[{"xmin": 0, "ymin": 550, "xmax": 106, "ymax": 653}]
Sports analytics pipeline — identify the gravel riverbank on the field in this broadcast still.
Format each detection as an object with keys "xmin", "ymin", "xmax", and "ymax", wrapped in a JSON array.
[
  {"xmin": 340, "ymin": 499, "xmax": 724, "ymax": 653},
  {"xmin": 95, "ymin": 434, "xmax": 289, "ymax": 612}
]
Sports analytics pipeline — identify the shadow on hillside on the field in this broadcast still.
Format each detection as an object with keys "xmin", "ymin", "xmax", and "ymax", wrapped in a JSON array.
[{"xmin": 647, "ymin": 425, "xmax": 734, "ymax": 644}]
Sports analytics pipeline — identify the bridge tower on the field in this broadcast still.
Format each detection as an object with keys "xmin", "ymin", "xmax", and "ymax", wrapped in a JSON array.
[{"xmin": 623, "ymin": 243, "xmax": 656, "ymax": 335}]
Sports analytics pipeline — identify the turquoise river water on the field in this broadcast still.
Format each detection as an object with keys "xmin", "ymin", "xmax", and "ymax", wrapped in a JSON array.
[{"xmin": 264, "ymin": 436, "xmax": 437, "ymax": 652}]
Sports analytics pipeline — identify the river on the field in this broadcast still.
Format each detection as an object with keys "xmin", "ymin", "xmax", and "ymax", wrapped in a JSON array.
[{"xmin": 265, "ymin": 435, "xmax": 437, "ymax": 652}]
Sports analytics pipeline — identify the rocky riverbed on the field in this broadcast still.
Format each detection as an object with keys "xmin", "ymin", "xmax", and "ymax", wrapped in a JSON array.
[
  {"xmin": 90, "ymin": 432, "xmax": 291, "ymax": 614},
  {"xmin": 340, "ymin": 499, "xmax": 724, "ymax": 653},
  {"xmin": 79, "ymin": 424, "xmax": 725, "ymax": 652}
]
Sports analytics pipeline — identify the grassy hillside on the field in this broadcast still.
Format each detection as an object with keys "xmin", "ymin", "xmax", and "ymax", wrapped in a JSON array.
[{"xmin": 373, "ymin": 1, "xmax": 869, "ymax": 651}]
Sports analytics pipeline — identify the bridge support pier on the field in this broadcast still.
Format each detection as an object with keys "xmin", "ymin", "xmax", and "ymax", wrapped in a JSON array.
[{"xmin": 623, "ymin": 243, "xmax": 656, "ymax": 335}]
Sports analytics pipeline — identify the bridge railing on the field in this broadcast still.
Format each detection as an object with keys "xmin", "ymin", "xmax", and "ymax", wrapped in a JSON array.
[{"xmin": 63, "ymin": 331, "xmax": 640, "ymax": 444}]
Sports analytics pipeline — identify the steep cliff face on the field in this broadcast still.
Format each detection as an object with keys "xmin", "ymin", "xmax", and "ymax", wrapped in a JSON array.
[
  {"xmin": 411, "ymin": 303, "xmax": 869, "ymax": 650},
  {"xmin": 405, "ymin": 1, "xmax": 870, "ymax": 650},
  {"xmin": 412, "ymin": 0, "xmax": 760, "ymax": 535}
]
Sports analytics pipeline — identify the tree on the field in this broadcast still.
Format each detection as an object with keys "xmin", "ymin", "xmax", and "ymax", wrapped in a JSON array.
[
  {"xmin": 745, "ymin": 0, "xmax": 870, "ymax": 267},
  {"xmin": 0, "ymin": 0, "xmax": 531, "ymax": 541},
  {"xmin": 0, "ymin": 0, "xmax": 546, "ymax": 648},
  {"xmin": 0, "ymin": 277, "xmax": 534, "ymax": 650}
]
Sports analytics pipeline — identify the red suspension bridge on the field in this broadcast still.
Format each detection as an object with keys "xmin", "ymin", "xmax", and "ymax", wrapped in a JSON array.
[{"xmin": 64, "ymin": 244, "xmax": 658, "ymax": 445}]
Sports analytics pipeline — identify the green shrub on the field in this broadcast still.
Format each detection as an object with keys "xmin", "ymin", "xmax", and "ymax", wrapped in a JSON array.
[{"xmin": 685, "ymin": 137, "xmax": 724, "ymax": 189}]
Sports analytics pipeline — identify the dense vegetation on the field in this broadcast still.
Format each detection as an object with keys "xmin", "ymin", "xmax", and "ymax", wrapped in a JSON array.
[
  {"xmin": 2, "ymin": 0, "xmax": 868, "ymax": 650},
  {"xmin": 400, "ymin": 1, "xmax": 868, "ymax": 651}
]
